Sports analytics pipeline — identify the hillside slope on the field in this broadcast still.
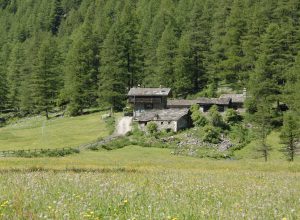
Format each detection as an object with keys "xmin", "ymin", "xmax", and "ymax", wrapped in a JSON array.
[{"xmin": 0, "ymin": 113, "xmax": 109, "ymax": 150}]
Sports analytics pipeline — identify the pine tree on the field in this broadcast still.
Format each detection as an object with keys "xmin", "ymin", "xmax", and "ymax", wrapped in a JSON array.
[
  {"xmin": 7, "ymin": 43, "xmax": 25, "ymax": 110},
  {"xmin": 209, "ymin": 0, "xmax": 232, "ymax": 83},
  {"xmin": 188, "ymin": 1, "xmax": 212, "ymax": 91},
  {"xmin": 253, "ymin": 100, "xmax": 273, "ymax": 162},
  {"xmin": 0, "ymin": 44, "xmax": 10, "ymax": 110},
  {"xmin": 98, "ymin": 25, "xmax": 126, "ymax": 111},
  {"xmin": 118, "ymin": 1, "xmax": 142, "ymax": 88},
  {"xmin": 249, "ymin": 23, "xmax": 294, "ymax": 116},
  {"xmin": 241, "ymin": 2, "xmax": 268, "ymax": 79},
  {"xmin": 18, "ymin": 35, "xmax": 42, "ymax": 114},
  {"xmin": 64, "ymin": 5, "xmax": 99, "ymax": 115},
  {"xmin": 98, "ymin": 2, "xmax": 142, "ymax": 110},
  {"xmin": 219, "ymin": 0, "xmax": 246, "ymax": 85},
  {"xmin": 31, "ymin": 36, "xmax": 61, "ymax": 118},
  {"xmin": 156, "ymin": 23, "xmax": 177, "ymax": 88},
  {"xmin": 284, "ymin": 52, "xmax": 300, "ymax": 114},
  {"xmin": 280, "ymin": 111, "xmax": 299, "ymax": 161},
  {"xmin": 50, "ymin": 0, "xmax": 64, "ymax": 35},
  {"xmin": 174, "ymin": 33, "xmax": 194, "ymax": 97},
  {"xmin": 143, "ymin": 0, "xmax": 176, "ymax": 86}
]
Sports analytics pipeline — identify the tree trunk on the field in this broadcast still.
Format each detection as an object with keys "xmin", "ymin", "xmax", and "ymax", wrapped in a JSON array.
[{"xmin": 45, "ymin": 109, "xmax": 49, "ymax": 120}]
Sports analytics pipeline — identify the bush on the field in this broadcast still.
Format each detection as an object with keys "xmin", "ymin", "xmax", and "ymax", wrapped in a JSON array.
[
  {"xmin": 146, "ymin": 122, "xmax": 158, "ymax": 135},
  {"xmin": 201, "ymin": 125, "xmax": 221, "ymax": 144},
  {"xmin": 131, "ymin": 122, "xmax": 144, "ymax": 137},
  {"xmin": 208, "ymin": 105, "xmax": 224, "ymax": 128},
  {"xmin": 229, "ymin": 124, "xmax": 251, "ymax": 145},
  {"xmin": 224, "ymin": 109, "xmax": 242, "ymax": 126},
  {"xmin": 13, "ymin": 148, "xmax": 80, "ymax": 158},
  {"xmin": 67, "ymin": 103, "xmax": 81, "ymax": 116},
  {"xmin": 190, "ymin": 104, "xmax": 208, "ymax": 127}
]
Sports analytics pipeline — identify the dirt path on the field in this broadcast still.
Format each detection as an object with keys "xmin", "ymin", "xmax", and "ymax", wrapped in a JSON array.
[
  {"xmin": 78, "ymin": 116, "xmax": 133, "ymax": 150},
  {"xmin": 115, "ymin": 116, "xmax": 132, "ymax": 136}
]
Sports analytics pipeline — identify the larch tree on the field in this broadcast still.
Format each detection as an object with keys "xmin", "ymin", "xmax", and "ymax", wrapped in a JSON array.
[
  {"xmin": 143, "ymin": 0, "xmax": 175, "ymax": 86},
  {"xmin": 280, "ymin": 112, "xmax": 299, "ymax": 161},
  {"xmin": 156, "ymin": 22, "xmax": 178, "ymax": 88},
  {"xmin": 98, "ymin": 24, "xmax": 127, "ymax": 111},
  {"xmin": 188, "ymin": 0, "xmax": 212, "ymax": 92},
  {"xmin": 253, "ymin": 100, "xmax": 273, "ymax": 162},
  {"xmin": 248, "ymin": 23, "xmax": 293, "ymax": 118},
  {"xmin": 50, "ymin": 0, "xmax": 64, "ymax": 35},
  {"xmin": 7, "ymin": 42, "xmax": 25, "ymax": 111},
  {"xmin": 64, "ymin": 5, "xmax": 99, "ymax": 115},
  {"xmin": 219, "ymin": 0, "xmax": 246, "ymax": 85},
  {"xmin": 118, "ymin": 1, "xmax": 142, "ymax": 89},
  {"xmin": 174, "ymin": 33, "xmax": 194, "ymax": 97},
  {"xmin": 0, "ymin": 44, "xmax": 10, "ymax": 110},
  {"xmin": 31, "ymin": 36, "xmax": 61, "ymax": 119}
]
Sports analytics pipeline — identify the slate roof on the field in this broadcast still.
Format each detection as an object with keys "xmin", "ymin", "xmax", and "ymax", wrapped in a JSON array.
[
  {"xmin": 219, "ymin": 94, "xmax": 246, "ymax": 103},
  {"xmin": 135, "ymin": 108, "xmax": 189, "ymax": 122},
  {"xmin": 167, "ymin": 99, "xmax": 199, "ymax": 107},
  {"xmin": 128, "ymin": 88, "xmax": 171, "ymax": 97},
  {"xmin": 167, "ymin": 98, "xmax": 231, "ymax": 107},
  {"xmin": 201, "ymin": 97, "xmax": 231, "ymax": 105}
]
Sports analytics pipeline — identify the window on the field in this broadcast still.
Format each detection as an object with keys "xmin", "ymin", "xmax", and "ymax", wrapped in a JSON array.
[{"xmin": 145, "ymin": 103, "xmax": 153, "ymax": 109}]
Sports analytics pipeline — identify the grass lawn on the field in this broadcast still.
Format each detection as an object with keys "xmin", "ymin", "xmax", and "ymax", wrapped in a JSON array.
[{"xmin": 0, "ymin": 113, "xmax": 109, "ymax": 150}]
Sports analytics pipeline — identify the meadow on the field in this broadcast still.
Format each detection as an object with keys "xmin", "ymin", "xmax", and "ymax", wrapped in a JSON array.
[
  {"xmin": 0, "ymin": 113, "xmax": 109, "ymax": 150},
  {"xmin": 0, "ymin": 146, "xmax": 299, "ymax": 219},
  {"xmin": 0, "ymin": 114, "xmax": 299, "ymax": 219}
]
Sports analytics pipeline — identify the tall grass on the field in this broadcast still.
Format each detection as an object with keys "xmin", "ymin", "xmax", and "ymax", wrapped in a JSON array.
[{"xmin": 0, "ymin": 169, "xmax": 299, "ymax": 219}]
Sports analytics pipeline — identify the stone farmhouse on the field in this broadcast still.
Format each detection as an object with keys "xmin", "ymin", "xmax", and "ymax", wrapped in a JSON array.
[{"xmin": 127, "ymin": 87, "xmax": 246, "ymax": 132}]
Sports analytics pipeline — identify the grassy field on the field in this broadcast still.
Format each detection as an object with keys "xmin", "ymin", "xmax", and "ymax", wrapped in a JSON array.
[
  {"xmin": 0, "ymin": 113, "xmax": 109, "ymax": 150},
  {"xmin": 0, "ymin": 115, "xmax": 299, "ymax": 219},
  {"xmin": 0, "ymin": 146, "xmax": 299, "ymax": 219}
]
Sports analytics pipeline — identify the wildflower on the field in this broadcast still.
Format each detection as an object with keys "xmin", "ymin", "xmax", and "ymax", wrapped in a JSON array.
[
  {"xmin": 123, "ymin": 199, "xmax": 128, "ymax": 204},
  {"xmin": 282, "ymin": 218, "xmax": 287, "ymax": 220},
  {"xmin": 0, "ymin": 201, "xmax": 8, "ymax": 207}
]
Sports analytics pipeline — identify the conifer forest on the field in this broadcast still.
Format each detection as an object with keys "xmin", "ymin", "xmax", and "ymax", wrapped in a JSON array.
[{"xmin": 0, "ymin": 0, "xmax": 299, "ymax": 121}]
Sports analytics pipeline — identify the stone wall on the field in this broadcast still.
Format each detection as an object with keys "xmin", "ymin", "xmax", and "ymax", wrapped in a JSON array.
[{"xmin": 138, "ymin": 116, "xmax": 189, "ymax": 133}]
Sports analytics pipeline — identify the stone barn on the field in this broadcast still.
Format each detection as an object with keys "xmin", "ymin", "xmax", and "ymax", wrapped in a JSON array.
[{"xmin": 135, "ymin": 108, "xmax": 190, "ymax": 132}]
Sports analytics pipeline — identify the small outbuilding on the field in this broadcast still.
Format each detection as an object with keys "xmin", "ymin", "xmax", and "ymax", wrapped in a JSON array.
[
  {"xmin": 135, "ymin": 108, "xmax": 190, "ymax": 132},
  {"xmin": 219, "ymin": 89, "xmax": 246, "ymax": 112}
]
